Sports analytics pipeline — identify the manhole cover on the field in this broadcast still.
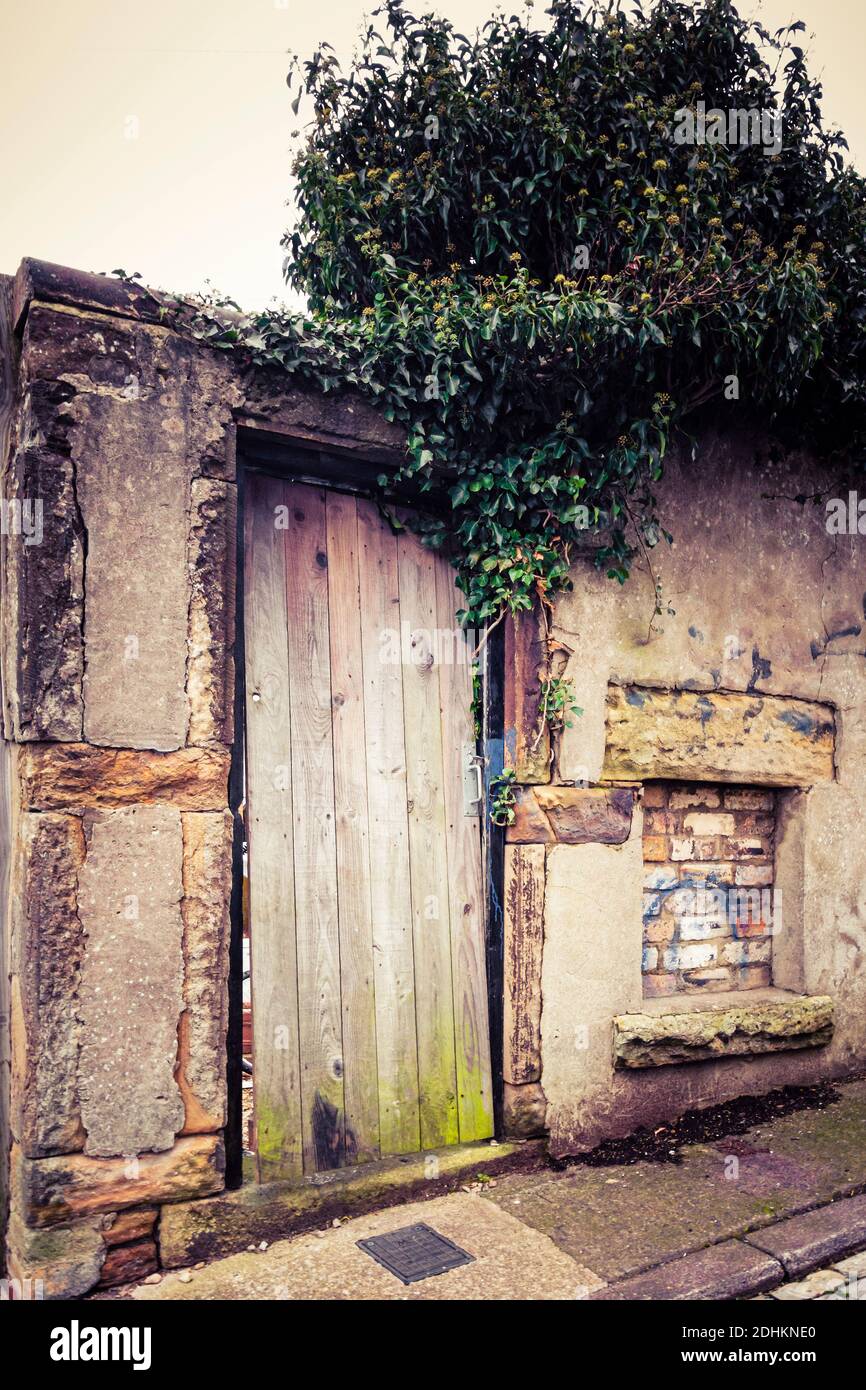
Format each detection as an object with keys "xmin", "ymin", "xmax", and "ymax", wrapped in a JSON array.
[{"xmin": 357, "ymin": 1223, "xmax": 474, "ymax": 1284}]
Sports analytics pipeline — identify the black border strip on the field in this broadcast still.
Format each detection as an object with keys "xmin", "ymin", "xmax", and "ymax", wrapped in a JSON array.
[
  {"xmin": 483, "ymin": 624, "xmax": 506, "ymax": 1139},
  {"xmin": 224, "ymin": 467, "xmax": 247, "ymax": 1190}
]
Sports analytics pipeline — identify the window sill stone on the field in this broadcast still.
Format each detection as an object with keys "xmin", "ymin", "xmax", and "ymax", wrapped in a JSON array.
[{"xmin": 613, "ymin": 989, "xmax": 833, "ymax": 1069}]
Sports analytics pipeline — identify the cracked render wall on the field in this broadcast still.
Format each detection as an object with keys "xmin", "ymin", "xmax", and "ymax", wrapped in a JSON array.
[
  {"xmin": 0, "ymin": 259, "xmax": 403, "ymax": 1296},
  {"xmin": 502, "ymin": 434, "xmax": 866, "ymax": 1156}
]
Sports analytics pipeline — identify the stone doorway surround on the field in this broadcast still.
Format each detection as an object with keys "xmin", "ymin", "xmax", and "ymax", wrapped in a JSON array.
[{"xmin": 0, "ymin": 260, "xmax": 405, "ymax": 1296}]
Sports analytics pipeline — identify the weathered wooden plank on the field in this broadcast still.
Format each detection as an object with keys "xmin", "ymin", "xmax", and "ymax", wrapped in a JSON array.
[
  {"xmin": 356, "ymin": 499, "xmax": 420, "ymax": 1153},
  {"xmin": 325, "ymin": 490, "xmax": 380, "ymax": 1164},
  {"xmin": 243, "ymin": 472, "xmax": 303, "ymax": 1181},
  {"xmin": 284, "ymin": 483, "xmax": 345, "ymax": 1171},
  {"xmin": 435, "ymin": 563, "xmax": 494, "ymax": 1140},
  {"xmin": 397, "ymin": 531, "xmax": 459, "ymax": 1148},
  {"xmin": 503, "ymin": 844, "xmax": 546, "ymax": 1086}
]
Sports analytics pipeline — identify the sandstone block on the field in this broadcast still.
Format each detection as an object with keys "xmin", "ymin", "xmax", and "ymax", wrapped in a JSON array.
[
  {"xmin": 77, "ymin": 805, "xmax": 185, "ymax": 1156},
  {"xmin": 19, "ymin": 743, "xmax": 229, "ymax": 811},
  {"xmin": 187, "ymin": 477, "xmax": 235, "ymax": 746},
  {"xmin": 604, "ymin": 686, "xmax": 835, "ymax": 786},
  {"xmin": 614, "ymin": 994, "xmax": 833, "ymax": 1068},
  {"xmin": 6, "ymin": 1211, "xmax": 105, "ymax": 1300},
  {"xmin": 534, "ymin": 786, "xmax": 634, "ymax": 843},
  {"xmin": 505, "ymin": 787, "xmax": 554, "ymax": 843},
  {"xmin": 3, "ymin": 347, "xmax": 85, "ymax": 741},
  {"xmin": 15, "ymin": 1135, "xmax": 224, "ymax": 1227},
  {"xmin": 506, "ymin": 786, "xmax": 634, "ymax": 844},
  {"xmin": 11, "ymin": 813, "xmax": 86, "ymax": 1155},
  {"xmin": 503, "ymin": 1081, "xmax": 548, "ymax": 1138},
  {"xmin": 76, "ymin": 388, "xmax": 190, "ymax": 750},
  {"xmin": 177, "ymin": 812, "xmax": 232, "ymax": 1132}
]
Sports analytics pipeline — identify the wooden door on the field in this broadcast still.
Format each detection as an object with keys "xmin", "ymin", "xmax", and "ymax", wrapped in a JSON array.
[{"xmin": 243, "ymin": 473, "xmax": 493, "ymax": 1180}]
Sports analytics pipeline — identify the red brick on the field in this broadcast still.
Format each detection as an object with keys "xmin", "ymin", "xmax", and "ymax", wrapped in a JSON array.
[
  {"xmin": 724, "ymin": 789, "xmax": 775, "ymax": 810},
  {"xmin": 681, "ymin": 966, "xmax": 735, "ymax": 992},
  {"xmin": 643, "ymin": 835, "xmax": 668, "ymax": 862},
  {"xmin": 643, "ymin": 973, "xmax": 680, "ymax": 998},
  {"xmin": 669, "ymin": 786, "xmax": 721, "ymax": 810},
  {"xmin": 724, "ymin": 836, "xmax": 771, "ymax": 858},
  {"xmin": 738, "ymin": 964, "xmax": 773, "ymax": 990},
  {"xmin": 641, "ymin": 784, "xmax": 668, "ymax": 807}
]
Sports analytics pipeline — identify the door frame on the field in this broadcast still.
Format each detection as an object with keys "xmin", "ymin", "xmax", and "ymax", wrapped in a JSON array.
[{"xmin": 225, "ymin": 429, "xmax": 505, "ymax": 1185}]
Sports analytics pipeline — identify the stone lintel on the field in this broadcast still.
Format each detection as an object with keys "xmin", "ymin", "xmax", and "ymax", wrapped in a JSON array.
[
  {"xmin": 603, "ymin": 685, "xmax": 835, "ymax": 786},
  {"xmin": 613, "ymin": 993, "xmax": 834, "ymax": 1069}
]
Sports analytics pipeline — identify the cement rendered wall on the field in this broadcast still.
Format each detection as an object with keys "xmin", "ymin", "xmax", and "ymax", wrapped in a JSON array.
[
  {"xmin": 520, "ymin": 436, "xmax": 866, "ymax": 1155},
  {"xmin": 0, "ymin": 260, "xmax": 402, "ymax": 1296}
]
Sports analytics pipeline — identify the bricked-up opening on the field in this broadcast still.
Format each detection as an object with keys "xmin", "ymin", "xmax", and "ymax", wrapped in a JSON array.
[{"xmin": 642, "ymin": 784, "xmax": 777, "ymax": 998}]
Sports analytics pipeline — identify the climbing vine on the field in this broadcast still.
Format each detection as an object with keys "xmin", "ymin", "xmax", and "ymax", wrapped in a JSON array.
[{"xmin": 172, "ymin": 0, "xmax": 865, "ymax": 633}]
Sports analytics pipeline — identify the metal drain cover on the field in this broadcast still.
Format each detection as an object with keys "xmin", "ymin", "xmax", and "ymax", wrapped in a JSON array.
[{"xmin": 357, "ymin": 1223, "xmax": 474, "ymax": 1284}]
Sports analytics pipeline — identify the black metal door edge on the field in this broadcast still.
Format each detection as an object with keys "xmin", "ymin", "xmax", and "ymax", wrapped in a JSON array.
[
  {"xmin": 224, "ymin": 466, "xmax": 247, "ymax": 1189},
  {"xmin": 481, "ymin": 623, "xmax": 506, "ymax": 1139}
]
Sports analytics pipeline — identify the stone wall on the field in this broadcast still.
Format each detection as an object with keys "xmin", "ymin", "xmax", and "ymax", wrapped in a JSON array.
[
  {"xmin": 3, "ymin": 257, "xmax": 866, "ymax": 1288},
  {"xmin": 0, "ymin": 260, "xmax": 402, "ymax": 1295},
  {"xmin": 503, "ymin": 432, "xmax": 866, "ymax": 1155}
]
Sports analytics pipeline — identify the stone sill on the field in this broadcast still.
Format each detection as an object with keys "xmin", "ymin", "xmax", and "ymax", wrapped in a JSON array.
[{"xmin": 613, "ymin": 988, "xmax": 833, "ymax": 1069}]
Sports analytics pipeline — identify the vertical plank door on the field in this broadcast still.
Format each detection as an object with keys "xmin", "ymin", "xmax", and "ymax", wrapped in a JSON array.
[{"xmin": 244, "ymin": 477, "xmax": 493, "ymax": 1177}]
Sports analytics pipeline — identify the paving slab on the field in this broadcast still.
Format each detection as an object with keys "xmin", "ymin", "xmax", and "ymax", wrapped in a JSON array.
[
  {"xmin": 487, "ymin": 1147, "xmax": 774, "ymax": 1280},
  {"xmin": 488, "ymin": 1079, "xmax": 866, "ymax": 1282},
  {"xmin": 743, "ymin": 1193, "xmax": 866, "ymax": 1276},
  {"xmin": 589, "ymin": 1239, "xmax": 781, "ymax": 1301},
  {"xmin": 127, "ymin": 1193, "xmax": 605, "ymax": 1302}
]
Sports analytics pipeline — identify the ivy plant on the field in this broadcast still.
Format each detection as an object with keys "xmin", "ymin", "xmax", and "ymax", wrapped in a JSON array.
[{"xmin": 176, "ymin": 0, "xmax": 865, "ymax": 631}]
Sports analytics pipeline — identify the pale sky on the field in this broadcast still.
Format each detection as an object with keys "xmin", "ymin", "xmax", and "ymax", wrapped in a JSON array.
[{"xmin": 1, "ymin": 0, "xmax": 863, "ymax": 309}]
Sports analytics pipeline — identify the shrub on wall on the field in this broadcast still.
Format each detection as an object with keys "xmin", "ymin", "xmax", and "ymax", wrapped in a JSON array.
[{"xmin": 185, "ymin": 0, "xmax": 866, "ymax": 628}]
